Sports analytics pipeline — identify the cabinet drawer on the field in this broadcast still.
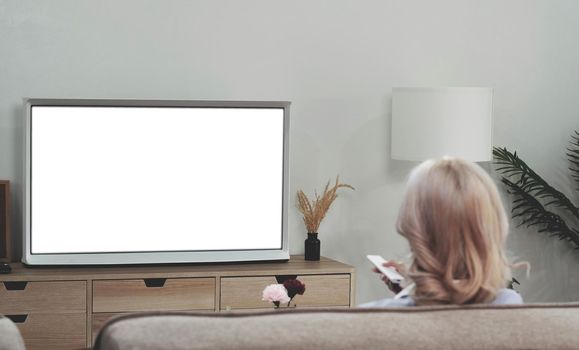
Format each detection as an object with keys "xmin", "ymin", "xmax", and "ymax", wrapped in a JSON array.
[
  {"xmin": 93, "ymin": 278, "xmax": 215, "ymax": 312},
  {"xmin": 6, "ymin": 313, "xmax": 86, "ymax": 350},
  {"xmin": 221, "ymin": 274, "xmax": 350, "ymax": 310},
  {"xmin": 0, "ymin": 281, "xmax": 86, "ymax": 314}
]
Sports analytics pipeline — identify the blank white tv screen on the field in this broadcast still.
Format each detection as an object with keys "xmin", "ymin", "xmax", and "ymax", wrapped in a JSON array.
[{"xmin": 28, "ymin": 104, "xmax": 285, "ymax": 259}]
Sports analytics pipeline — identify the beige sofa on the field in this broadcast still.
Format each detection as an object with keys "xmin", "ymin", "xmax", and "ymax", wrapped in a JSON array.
[{"xmin": 93, "ymin": 303, "xmax": 579, "ymax": 350}]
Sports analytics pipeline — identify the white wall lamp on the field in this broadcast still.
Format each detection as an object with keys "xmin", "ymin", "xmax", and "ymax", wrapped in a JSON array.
[{"xmin": 391, "ymin": 87, "xmax": 493, "ymax": 162}]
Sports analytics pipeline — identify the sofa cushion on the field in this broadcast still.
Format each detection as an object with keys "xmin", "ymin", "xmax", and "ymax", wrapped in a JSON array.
[{"xmin": 94, "ymin": 303, "xmax": 579, "ymax": 350}]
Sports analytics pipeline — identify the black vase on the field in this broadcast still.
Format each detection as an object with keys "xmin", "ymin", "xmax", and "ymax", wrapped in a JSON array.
[{"xmin": 304, "ymin": 233, "xmax": 320, "ymax": 261}]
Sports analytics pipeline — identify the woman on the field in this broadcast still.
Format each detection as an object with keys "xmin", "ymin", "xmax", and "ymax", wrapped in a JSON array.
[{"xmin": 362, "ymin": 157, "xmax": 522, "ymax": 307}]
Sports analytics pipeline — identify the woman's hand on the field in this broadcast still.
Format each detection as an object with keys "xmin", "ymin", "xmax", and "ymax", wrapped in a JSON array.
[{"xmin": 372, "ymin": 261, "xmax": 406, "ymax": 294}]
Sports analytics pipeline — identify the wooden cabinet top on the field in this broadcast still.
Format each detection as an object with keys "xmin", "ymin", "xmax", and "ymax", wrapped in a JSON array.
[{"xmin": 0, "ymin": 256, "xmax": 354, "ymax": 281}]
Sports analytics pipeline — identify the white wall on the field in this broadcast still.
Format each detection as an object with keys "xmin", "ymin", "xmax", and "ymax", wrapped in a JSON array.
[{"xmin": 1, "ymin": 0, "xmax": 579, "ymax": 303}]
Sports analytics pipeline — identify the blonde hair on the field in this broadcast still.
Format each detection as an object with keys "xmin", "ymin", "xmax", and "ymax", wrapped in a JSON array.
[{"xmin": 397, "ymin": 157, "xmax": 511, "ymax": 305}]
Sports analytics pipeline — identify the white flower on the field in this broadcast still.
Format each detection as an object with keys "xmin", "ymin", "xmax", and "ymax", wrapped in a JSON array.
[{"xmin": 261, "ymin": 284, "xmax": 290, "ymax": 303}]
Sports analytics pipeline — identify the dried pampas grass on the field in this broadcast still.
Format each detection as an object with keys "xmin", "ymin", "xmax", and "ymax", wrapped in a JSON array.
[{"xmin": 297, "ymin": 177, "xmax": 354, "ymax": 233}]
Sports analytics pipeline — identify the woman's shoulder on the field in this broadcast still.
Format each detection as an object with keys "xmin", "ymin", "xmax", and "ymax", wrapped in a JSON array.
[
  {"xmin": 359, "ymin": 289, "xmax": 522, "ymax": 308},
  {"xmin": 492, "ymin": 288, "xmax": 523, "ymax": 305}
]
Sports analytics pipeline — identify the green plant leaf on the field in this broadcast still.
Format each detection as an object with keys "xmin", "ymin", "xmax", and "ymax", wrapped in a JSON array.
[
  {"xmin": 493, "ymin": 147, "xmax": 579, "ymax": 222},
  {"xmin": 567, "ymin": 130, "xmax": 579, "ymax": 191},
  {"xmin": 500, "ymin": 177, "xmax": 579, "ymax": 247}
]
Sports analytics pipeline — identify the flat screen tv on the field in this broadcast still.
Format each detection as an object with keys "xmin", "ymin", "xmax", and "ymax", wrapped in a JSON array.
[{"xmin": 23, "ymin": 99, "xmax": 290, "ymax": 265}]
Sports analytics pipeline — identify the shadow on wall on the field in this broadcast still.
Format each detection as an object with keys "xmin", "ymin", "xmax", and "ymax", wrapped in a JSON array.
[
  {"xmin": 493, "ymin": 161, "xmax": 579, "ymax": 302},
  {"xmin": 492, "ymin": 142, "xmax": 579, "ymax": 302},
  {"xmin": 10, "ymin": 102, "xmax": 23, "ymax": 262},
  {"xmin": 325, "ymin": 97, "xmax": 414, "ymax": 304},
  {"xmin": 289, "ymin": 127, "xmax": 323, "ymax": 255},
  {"xmin": 507, "ymin": 223, "xmax": 579, "ymax": 302}
]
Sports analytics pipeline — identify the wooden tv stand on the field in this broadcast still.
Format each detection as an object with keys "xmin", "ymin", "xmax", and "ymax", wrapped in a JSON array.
[{"xmin": 0, "ymin": 256, "xmax": 355, "ymax": 349}]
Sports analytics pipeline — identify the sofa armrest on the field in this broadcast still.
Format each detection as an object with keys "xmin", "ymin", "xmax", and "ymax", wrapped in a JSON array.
[{"xmin": 0, "ymin": 316, "xmax": 26, "ymax": 350}]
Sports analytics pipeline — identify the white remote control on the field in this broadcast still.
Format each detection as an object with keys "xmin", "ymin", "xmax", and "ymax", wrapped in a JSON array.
[{"xmin": 367, "ymin": 255, "xmax": 405, "ymax": 284}]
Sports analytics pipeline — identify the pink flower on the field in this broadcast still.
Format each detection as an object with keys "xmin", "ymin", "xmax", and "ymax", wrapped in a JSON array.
[{"xmin": 262, "ymin": 284, "xmax": 291, "ymax": 305}]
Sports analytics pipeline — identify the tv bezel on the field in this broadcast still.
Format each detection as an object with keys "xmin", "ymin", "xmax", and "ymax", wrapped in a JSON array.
[{"xmin": 23, "ymin": 98, "xmax": 290, "ymax": 265}]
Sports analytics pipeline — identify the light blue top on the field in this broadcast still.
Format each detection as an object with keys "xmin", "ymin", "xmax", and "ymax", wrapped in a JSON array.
[{"xmin": 359, "ymin": 288, "xmax": 523, "ymax": 308}]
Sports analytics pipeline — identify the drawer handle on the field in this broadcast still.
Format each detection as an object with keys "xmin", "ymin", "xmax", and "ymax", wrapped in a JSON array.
[
  {"xmin": 6, "ymin": 315, "xmax": 28, "ymax": 324},
  {"xmin": 275, "ymin": 275, "xmax": 298, "ymax": 284},
  {"xmin": 144, "ymin": 278, "xmax": 166, "ymax": 288},
  {"xmin": 3, "ymin": 282, "xmax": 28, "ymax": 291}
]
